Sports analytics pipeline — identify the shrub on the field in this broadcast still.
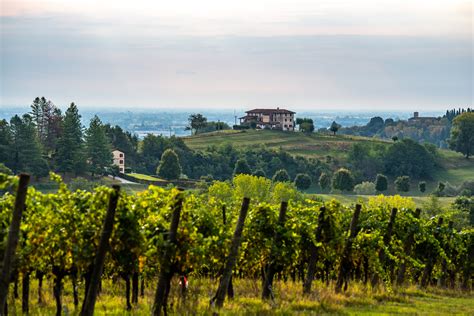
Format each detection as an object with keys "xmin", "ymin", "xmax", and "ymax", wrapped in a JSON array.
[
  {"xmin": 395, "ymin": 176, "xmax": 410, "ymax": 193},
  {"xmin": 319, "ymin": 172, "xmax": 331, "ymax": 191},
  {"xmin": 419, "ymin": 181, "xmax": 426, "ymax": 193},
  {"xmin": 354, "ymin": 181, "xmax": 376, "ymax": 195},
  {"xmin": 253, "ymin": 169, "xmax": 267, "ymax": 178},
  {"xmin": 272, "ymin": 169, "xmax": 290, "ymax": 183},
  {"xmin": 332, "ymin": 168, "xmax": 354, "ymax": 192},
  {"xmin": 375, "ymin": 174, "xmax": 388, "ymax": 192},
  {"xmin": 233, "ymin": 158, "xmax": 252, "ymax": 176},
  {"xmin": 156, "ymin": 149, "xmax": 182, "ymax": 180},
  {"xmin": 294, "ymin": 173, "xmax": 311, "ymax": 191}
]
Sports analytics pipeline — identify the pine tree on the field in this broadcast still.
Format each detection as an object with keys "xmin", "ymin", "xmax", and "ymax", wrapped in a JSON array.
[
  {"xmin": 56, "ymin": 103, "xmax": 86, "ymax": 175},
  {"xmin": 9, "ymin": 114, "xmax": 49, "ymax": 177},
  {"xmin": 0, "ymin": 119, "xmax": 12, "ymax": 166},
  {"xmin": 85, "ymin": 115, "xmax": 112, "ymax": 177}
]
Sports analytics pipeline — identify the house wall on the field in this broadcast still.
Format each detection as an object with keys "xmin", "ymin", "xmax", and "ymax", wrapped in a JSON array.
[{"xmin": 112, "ymin": 150, "xmax": 125, "ymax": 173}]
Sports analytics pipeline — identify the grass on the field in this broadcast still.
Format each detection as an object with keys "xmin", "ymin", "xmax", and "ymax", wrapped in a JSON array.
[
  {"xmin": 7, "ymin": 278, "xmax": 473, "ymax": 315},
  {"xmin": 127, "ymin": 173, "xmax": 165, "ymax": 182},
  {"xmin": 184, "ymin": 129, "xmax": 390, "ymax": 161},
  {"xmin": 316, "ymin": 194, "xmax": 456, "ymax": 208}
]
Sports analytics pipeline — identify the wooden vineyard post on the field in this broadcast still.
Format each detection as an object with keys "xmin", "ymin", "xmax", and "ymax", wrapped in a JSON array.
[
  {"xmin": 81, "ymin": 185, "xmax": 120, "ymax": 316},
  {"xmin": 0, "ymin": 173, "xmax": 30, "ymax": 313},
  {"xmin": 303, "ymin": 206, "xmax": 327, "ymax": 294},
  {"xmin": 262, "ymin": 201, "xmax": 288, "ymax": 300},
  {"xmin": 396, "ymin": 208, "xmax": 421, "ymax": 286},
  {"xmin": 212, "ymin": 197, "xmax": 250, "ymax": 308},
  {"xmin": 152, "ymin": 193, "xmax": 184, "ymax": 316},
  {"xmin": 335, "ymin": 204, "xmax": 361, "ymax": 293},
  {"xmin": 371, "ymin": 207, "xmax": 397, "ymax": 288}
]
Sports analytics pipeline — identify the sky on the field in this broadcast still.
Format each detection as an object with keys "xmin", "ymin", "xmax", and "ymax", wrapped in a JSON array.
[{"xmin": 0, "ymin": 0, "xmax": 472, "ymax": 111}]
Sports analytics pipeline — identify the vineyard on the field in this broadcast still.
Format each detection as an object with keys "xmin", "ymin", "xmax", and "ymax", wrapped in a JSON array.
[{"xmin": 0, "ymin": 173, "xmax": 473, "ymax": 315}]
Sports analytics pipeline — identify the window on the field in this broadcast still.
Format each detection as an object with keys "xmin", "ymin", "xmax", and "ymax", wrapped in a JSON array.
[
  {"xmin": 119, "ymin": 153, "xmax": 123, "ymax": 157},
  {"xmin": 120, "ymin": 168, "xmax": 124, "ymax": 172},
  {"xmin": 120, "ymin": 160, "xmax": 124, "ymax": 164}
]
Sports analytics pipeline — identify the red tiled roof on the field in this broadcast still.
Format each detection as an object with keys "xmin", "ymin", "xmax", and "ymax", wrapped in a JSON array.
[{"xmin": 245, "ymin": 108, "xmax": 295, "ymax": 115}]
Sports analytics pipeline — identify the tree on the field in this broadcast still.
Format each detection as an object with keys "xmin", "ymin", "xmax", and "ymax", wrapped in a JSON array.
[
  {"xmin": 332, "ymin": 168, "xmax": 354, "ymax": 192},
  {"xmin": 272, "ymin": 169, "xmax": 290, "ymax": 183},
  {"xmin": 419, "ymin": 181, "xmax": 426, "ymax": 193},
  {"xmin": 85, "ymin": 116, "xmax": 112, "ymax": 177},
  {"xmin": 294, "ymin": 173, "xmax": 311, "ymax": 191},
  {"xmin": 253, "ymin": 169, "xmax": 266, "ymax": 178},
  {"xmin": 384, "ymin": 139, "xmax": 435, "ymax": 178},
  {"xmin": 296, "ymin": 118, "xmax": 314, "ymax": 133},
  {"xmin": 233, "ymin": 158, "xmax": 251, "ymax": 177},
  {"xmin": 0, "ymin": 119, "xmax": 12, "ymax": 165},
  {"xmin": 449, "ymin": 112, "xmax": 474, "ymax": 158},
  {"xmin": 395, "ymin": 176, "xmax": 410, "ymax": 193},
  {"xmin": 156, "ymin": 149, "xmax": 182, "ymax": 180},
  {"xmin": 319, "ymin": 173, "xmax": 331, "ymax": 191},
  {"xmin": 56, "ymin": 103, "xmax": 85, "ymax": 175},
  {"xmin": 329, "ymin": 121, "xmax": 341, "ymax": 135},
  {"xmin": 9, "ymin": 114, "xmax": 49, "ymax": 177},
  {"xmin": 375, "ymin": 174, "xmax": 388, "ymax": 192},
  {"xmin": 354, "ymin": 181, "xmax": 376, "ymax": 195},
  {"xmin": 186, "ymin": 114, "xmax": 207, "ymax": 135},
  {"xmin": 141, "ymin": 134, "xmax": 168, "ymax": 174},
  {"xmin": 0, "ymin": 163, "xmax": 12, "ymax": 175}
]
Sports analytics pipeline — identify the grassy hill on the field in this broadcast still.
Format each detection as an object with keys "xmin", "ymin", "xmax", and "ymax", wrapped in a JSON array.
[
  {"xmin": 185, "ymin": 129, "xmax": 390, "ymax": 161},
  {"xmin": 185, "ymin": 129, "xmax": 474, "ymax": 191}
]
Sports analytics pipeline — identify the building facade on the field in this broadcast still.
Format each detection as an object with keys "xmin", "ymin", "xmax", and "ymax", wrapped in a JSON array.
[
  {"xmin": 112, "ymin": 150, "xmax": 125, "ymax": 173},
  {"xmin": 239, "ymin": 108, "xmax": 295, "ymax": 131}
]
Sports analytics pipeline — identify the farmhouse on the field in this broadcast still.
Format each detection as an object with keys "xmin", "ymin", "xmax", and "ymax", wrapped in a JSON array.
[
  {"xmin": 112, "ymin": 150, "xmax": 125, "ymax": 173},
  {"xmin": 408, "ymin": 112, "xmax": 439, "ymax": 123},
  {"xmin": 239, "ymin": 107, "xmax": 296, "ymax": 131}
]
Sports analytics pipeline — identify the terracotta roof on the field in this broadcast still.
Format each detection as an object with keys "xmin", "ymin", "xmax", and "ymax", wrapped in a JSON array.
[{"xmin": 245, "ymin": 108, "xmax": 295, "ymax": 115}]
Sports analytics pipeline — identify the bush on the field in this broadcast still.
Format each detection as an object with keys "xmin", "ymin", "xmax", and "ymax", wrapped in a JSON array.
[
  {"xmin": 395, "ymin": 176, "xmax": 410, "ymax": 193},
  {"xmin": 156, "ymin": 149, "xmax": 182, "ymax": 180},
  {"xmin": 294, "ymin": 173, "xmax": 311, "ymax": 191},
  {"xmin": 272, "ymin": 169, "xmax": 290, "ymax": 183},
  {"xmin": 375, "ymin": 174, "xmax": 388, "ymax": 192},
  {"xmin": 233, "ymin": 158, "xmax": 252, "ymax": 176},
  {"xmin": 384, "ymin": 139, "xmax": 435, "ymax": 178},
  {"xmin": 319, "ymin": 172, "xmax": 331, "ymax": 191},
  {"xmin": 419, "ymin": 181, "xmax": 426, "ymax": 193},
  {"xmin": 354, "ymin": 181, "xmax": 376, "ymax": 195},
  {"xmin": 332, "ymin": 168, "xmax": 354, "ymax": 192},
  {"xmin": 253, "ymin": 169, "xmax": 267, "ymax": 178}
]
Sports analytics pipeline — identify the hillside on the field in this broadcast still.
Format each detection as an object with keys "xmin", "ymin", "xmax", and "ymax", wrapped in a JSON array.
[
  {"xmin": 184, "ymin": 129, "xmax": 391, "ymax": 161},
  {"xmin": 185, "ymin": 129, "xmax": 474, "ymax": 189}
]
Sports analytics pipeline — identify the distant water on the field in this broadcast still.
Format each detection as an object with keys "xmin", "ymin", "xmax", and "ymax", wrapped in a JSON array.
[{"xmin": 0, "ymin": 106, "xmax": 445, "ymax": 139}]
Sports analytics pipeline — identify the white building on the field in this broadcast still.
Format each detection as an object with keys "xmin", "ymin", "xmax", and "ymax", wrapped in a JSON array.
[{"xmin": 112, "ymin": 150, "xmax": 125, "ymax": 173}]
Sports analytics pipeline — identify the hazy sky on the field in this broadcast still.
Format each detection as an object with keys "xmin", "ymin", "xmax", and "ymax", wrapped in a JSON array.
[{"xmin": 1, "ymin": 0, "xmax": 472, "ymax": 110}]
